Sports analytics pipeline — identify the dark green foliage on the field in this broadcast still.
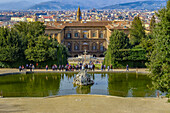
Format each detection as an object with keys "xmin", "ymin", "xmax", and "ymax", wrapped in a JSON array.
[
  {"xmin": 25, "ymin": 35, "xmax": 49, "ymax": 62},
  {"xmin": 104, "ymin": 30, "xmax": 146, "ymax": 68},
  {"xmin": 130, "ymin": 16, "xmax": 145, "ymax": 46},
  {"xmin": 0, "ymin": 28, "xmax": 20, "ymax": 62},
  {"xmin": 147, "ymin": 0, "xmax": 170, "ymax": 94},
  {"xmin": 104, "ymin": 30, "xmax": 130, "ymax": 67},
  {"xmin": 140, "ymin": 34, "xmax": 154, "ymax": 58},
  {"xmin": 0, "ymin": 22, "xmax": 68, "ymax": 68}
]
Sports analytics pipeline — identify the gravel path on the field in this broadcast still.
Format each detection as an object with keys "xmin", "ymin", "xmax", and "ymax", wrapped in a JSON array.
[
  {"xmin": 0, "ymin": 95, "xmax": 169, "ymax": 113},
  {"xmin": 0, "ymin": 68, "xmax": 149, "ymax": 75}
]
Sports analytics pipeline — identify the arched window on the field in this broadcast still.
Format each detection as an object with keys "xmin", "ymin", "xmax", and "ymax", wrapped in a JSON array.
[
  {"xmin": 74, "ymin": 43, "xmax": 79, "ymax": 50},
  {"xmin": 92, "ymin": 42, "xmax": 97, "ymax": 50},
  {"xmin": 100, "ymin": 43, "xmax": 104, "ymax": 51},
  {"xmin": 83, "ymin": 31, "xmax": 88, "ymax": 38}
]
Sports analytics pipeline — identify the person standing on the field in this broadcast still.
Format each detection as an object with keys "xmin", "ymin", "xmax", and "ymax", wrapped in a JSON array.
[
  {"xmin": 110, "ymin": 64, "xmax": 113, "ymax": 71},
  {"xmin": 26, "ymin": 64, "xmax": 28, "ymax": 69},
  {"xmin": 22, "ymin": 65, "xmax": 24, "ymax": 71},
  {"xmin": 107, "ymin": 65, "xmax": 110, "ymax": 71},
  {"xmin": 54, "ymin": 64, "xmax": 57, "ymax": 71},
  {"xmin": 46, "ymin": 65, "xmax": 48, "ymax": 71},
  {"xmin": 29, "ymin": 63, "xmax": 32, "ymax": 72},
  {"xmin": 101, "ymin": 64, "xmax": 103, "ymax": 71},
  {"xmin": 62, "ymin": 65, "xmax": 64, "ymax": 71},
  {"xmin": 32, "ymin": 65, "xmax": 35, "ymax": 71},
  {"xmin": 59, "ymin": 65, "xmax": 61, "ymax": 71},
  {"xmin": 104, "ymin": 65, "xmax": 106, "ymax": 71},
  {"xmin": 92, "ymin": 63, "xmax": 95, "ymax": 71},
  {"xmin": 126, "ymin": 64, "xmax": 129, "ymax": 71},
  {"xmin": 36, "ymin": 63, "xmax": 38, "ymax": 69},
  {"xmin": 52, "ymin": 65, "xmax": 55, "ymax": 71},
  {"xmin": 72, "ymin": 65, "xmax": 75, "ymax": 71},
  {"xmin": 19, "ymin": 66, "xmax": 22, "ymax": 72}
]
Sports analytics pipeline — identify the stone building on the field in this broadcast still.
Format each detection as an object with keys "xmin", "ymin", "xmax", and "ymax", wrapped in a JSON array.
[{"xmin": 45, "ymin": 7, "xmax": 131, "ymax": 57}]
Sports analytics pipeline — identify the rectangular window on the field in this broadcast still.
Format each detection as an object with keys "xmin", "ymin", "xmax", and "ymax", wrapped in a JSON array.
[
  {"xmin": 100, "ymin": 33, "xmax": 103, "ymax": 38},
  {"xmin": 74, "ymin": 33, "xmax": 78, "ymax": 37},
  {"xmin": 93, "ymin": 33, "xmax": 96, "ymax": 37},
  {"xmin": 67, "ymin": 33, "xmax": 71, "ymax": 38}
]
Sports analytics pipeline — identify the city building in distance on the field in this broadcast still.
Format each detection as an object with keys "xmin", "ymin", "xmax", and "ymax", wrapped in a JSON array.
[{"xmin": 45, "ymin": 6, "xmax": 131, "ymax": 57}]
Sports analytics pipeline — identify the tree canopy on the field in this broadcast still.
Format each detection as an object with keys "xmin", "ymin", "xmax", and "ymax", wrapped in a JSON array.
[
  {"xmin": 0, "ymin": 22, "xmax": 68, "ymax": 67},
  {"xmin": 0, "ymin": 28, "xmax": 20, "ymax": 62},
  {"xmin": 130, "ymin": 16, "xmax": 145, "ymax": 46},
  {"xmin": 147, "ymin": 0, "xmax": 170, "ymax": 94},
  {"xmin": 104, "ymin": 30, "xmax": 130, "ymax": 67}
]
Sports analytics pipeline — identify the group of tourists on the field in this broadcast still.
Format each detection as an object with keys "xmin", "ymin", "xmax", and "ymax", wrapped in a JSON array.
[
  {"xmin": 45, "ymin": 63, "xmax": 96, "ymax": 71},
  {"xmin": 101, "ymin": 64, "xmax": 113, "ymax": 71},
  {"xmin": 19, "ymin": 64, "xmax": 35, "ymax": 72},
  {"xmin": 19, "ymin": 63, "xmax": 129, "ymax": 72}
]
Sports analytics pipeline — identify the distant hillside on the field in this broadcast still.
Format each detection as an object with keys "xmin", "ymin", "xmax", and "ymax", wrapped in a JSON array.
[
  {"xmin": 28, "ymin": 1, "xmax": 88, "ymax": 10},
  {"xmin": 101, "ymin": 1, "xmax": 166, "ymax": 10},
  {"xmin": 0, "ymin": 0, "xmax": 167, "ymax": 11},
  {"xmin": 0, "ymin": 1, "xmax": 34, "ymax": 10}
]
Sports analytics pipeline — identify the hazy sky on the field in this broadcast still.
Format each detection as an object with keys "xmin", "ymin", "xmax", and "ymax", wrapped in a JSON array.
[{"xmin": 0, "ymin": 0, "xmax": 159, "ymax": 4}]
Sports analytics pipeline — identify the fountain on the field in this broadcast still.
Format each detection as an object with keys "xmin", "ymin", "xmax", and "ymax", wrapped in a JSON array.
[
  {"xmin": 73, "ymin": 70, "xmax": 94, "ymax": 85},
  {"xmin": 73, "ymin": 49, "xmax": 94, "ymax": 86}
]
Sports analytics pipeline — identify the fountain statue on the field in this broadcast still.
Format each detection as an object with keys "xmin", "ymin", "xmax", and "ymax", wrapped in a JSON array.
[
  {"xmin": 73, "ymin": 70, "xmax": 94, "ymax": 85},
  {"xmin": 73, "ymin": 49, "xmax": 94, "ymax": 86}
]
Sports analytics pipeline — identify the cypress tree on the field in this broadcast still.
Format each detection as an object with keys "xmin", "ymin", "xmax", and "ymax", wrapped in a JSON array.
[
  {"xmin": 150, "ymin": 15, "xmax": 156, "ymax": 32},
  {"xmin": 130, "ymin": 15, "xmax": 145, "ymax": 46}
]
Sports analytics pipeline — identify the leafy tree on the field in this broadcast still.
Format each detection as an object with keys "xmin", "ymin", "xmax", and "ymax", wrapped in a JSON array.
[
  {"xmin": 130, "ymin": 16, "xmax": 145, "ymax": 46},
  {"xmin": 13, "ymin": 22, "xmax": 46, "ymax": 59},
  {"xmin": 147, "ymin": 0, "xmax": 170, "ymax": 95},
  {"xmin": 14, "ymin": 21, "xmax": 45, "ymax": 37},
  {"xmin": 0, "ymin": 27, "xmax": 20, "ymax": 62},
  {"xmin": 25, "ymin": 35, "xmax": 49, "ymax": 62},
  {"xmin": 140, "ymin": 34, "xmax": 154, "ymax": 58},
  {"xmin": 0, "ymin": 22, "xmax": 68, "ymax": 67},
  {"xmin": 48, "ymin": 39, "xmax": 59, "ymax": 60},
  {"xmin": 104, "ymin": 30, "xmax": 129, "ymax": 67}
]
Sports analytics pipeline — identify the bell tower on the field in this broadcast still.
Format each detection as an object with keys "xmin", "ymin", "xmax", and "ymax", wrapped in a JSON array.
[{"xmin": 76, "ymin": 6, "xmax": 82, "ymax": 21}]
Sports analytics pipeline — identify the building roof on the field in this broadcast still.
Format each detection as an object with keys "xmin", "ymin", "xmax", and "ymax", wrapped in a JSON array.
[
  {"xmin": 106, "ymin": 21, "xmax": 131, "ymax": 30},
  {"xmin": 45, "ymin": 21, "xmax": 131, "ymax": 30}
]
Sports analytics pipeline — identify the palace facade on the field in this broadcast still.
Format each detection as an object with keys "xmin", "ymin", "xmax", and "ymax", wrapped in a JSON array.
[{"xmin": 45, "ymin": 7, "xmax": 131, "ymax": 57}]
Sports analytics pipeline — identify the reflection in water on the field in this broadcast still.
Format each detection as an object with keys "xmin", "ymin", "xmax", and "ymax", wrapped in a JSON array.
[
  {"xmin": 107, "ymin": 73, "xmax": 155, "ymax": 97},
  {"xmin": 126, "ymin": 73, "xmax": 128, "ymax": 80},
  {"xmin": 65, "ymin": 73, "xmax": 75, "ymax": 80},
  {"xmin": 136, "ymin": 73, "xmax": 138, "ymax": 79},
  {"xmin": 76, "ymin": 85, "xmax": 92, "ymax": 94},
  {"xmin": 0, "ymin": 73, "xmax": 61, "ymax": 97},
  {"xmin": 0, "ymin": 72, "xmax": 159, "ymax": 97}
]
